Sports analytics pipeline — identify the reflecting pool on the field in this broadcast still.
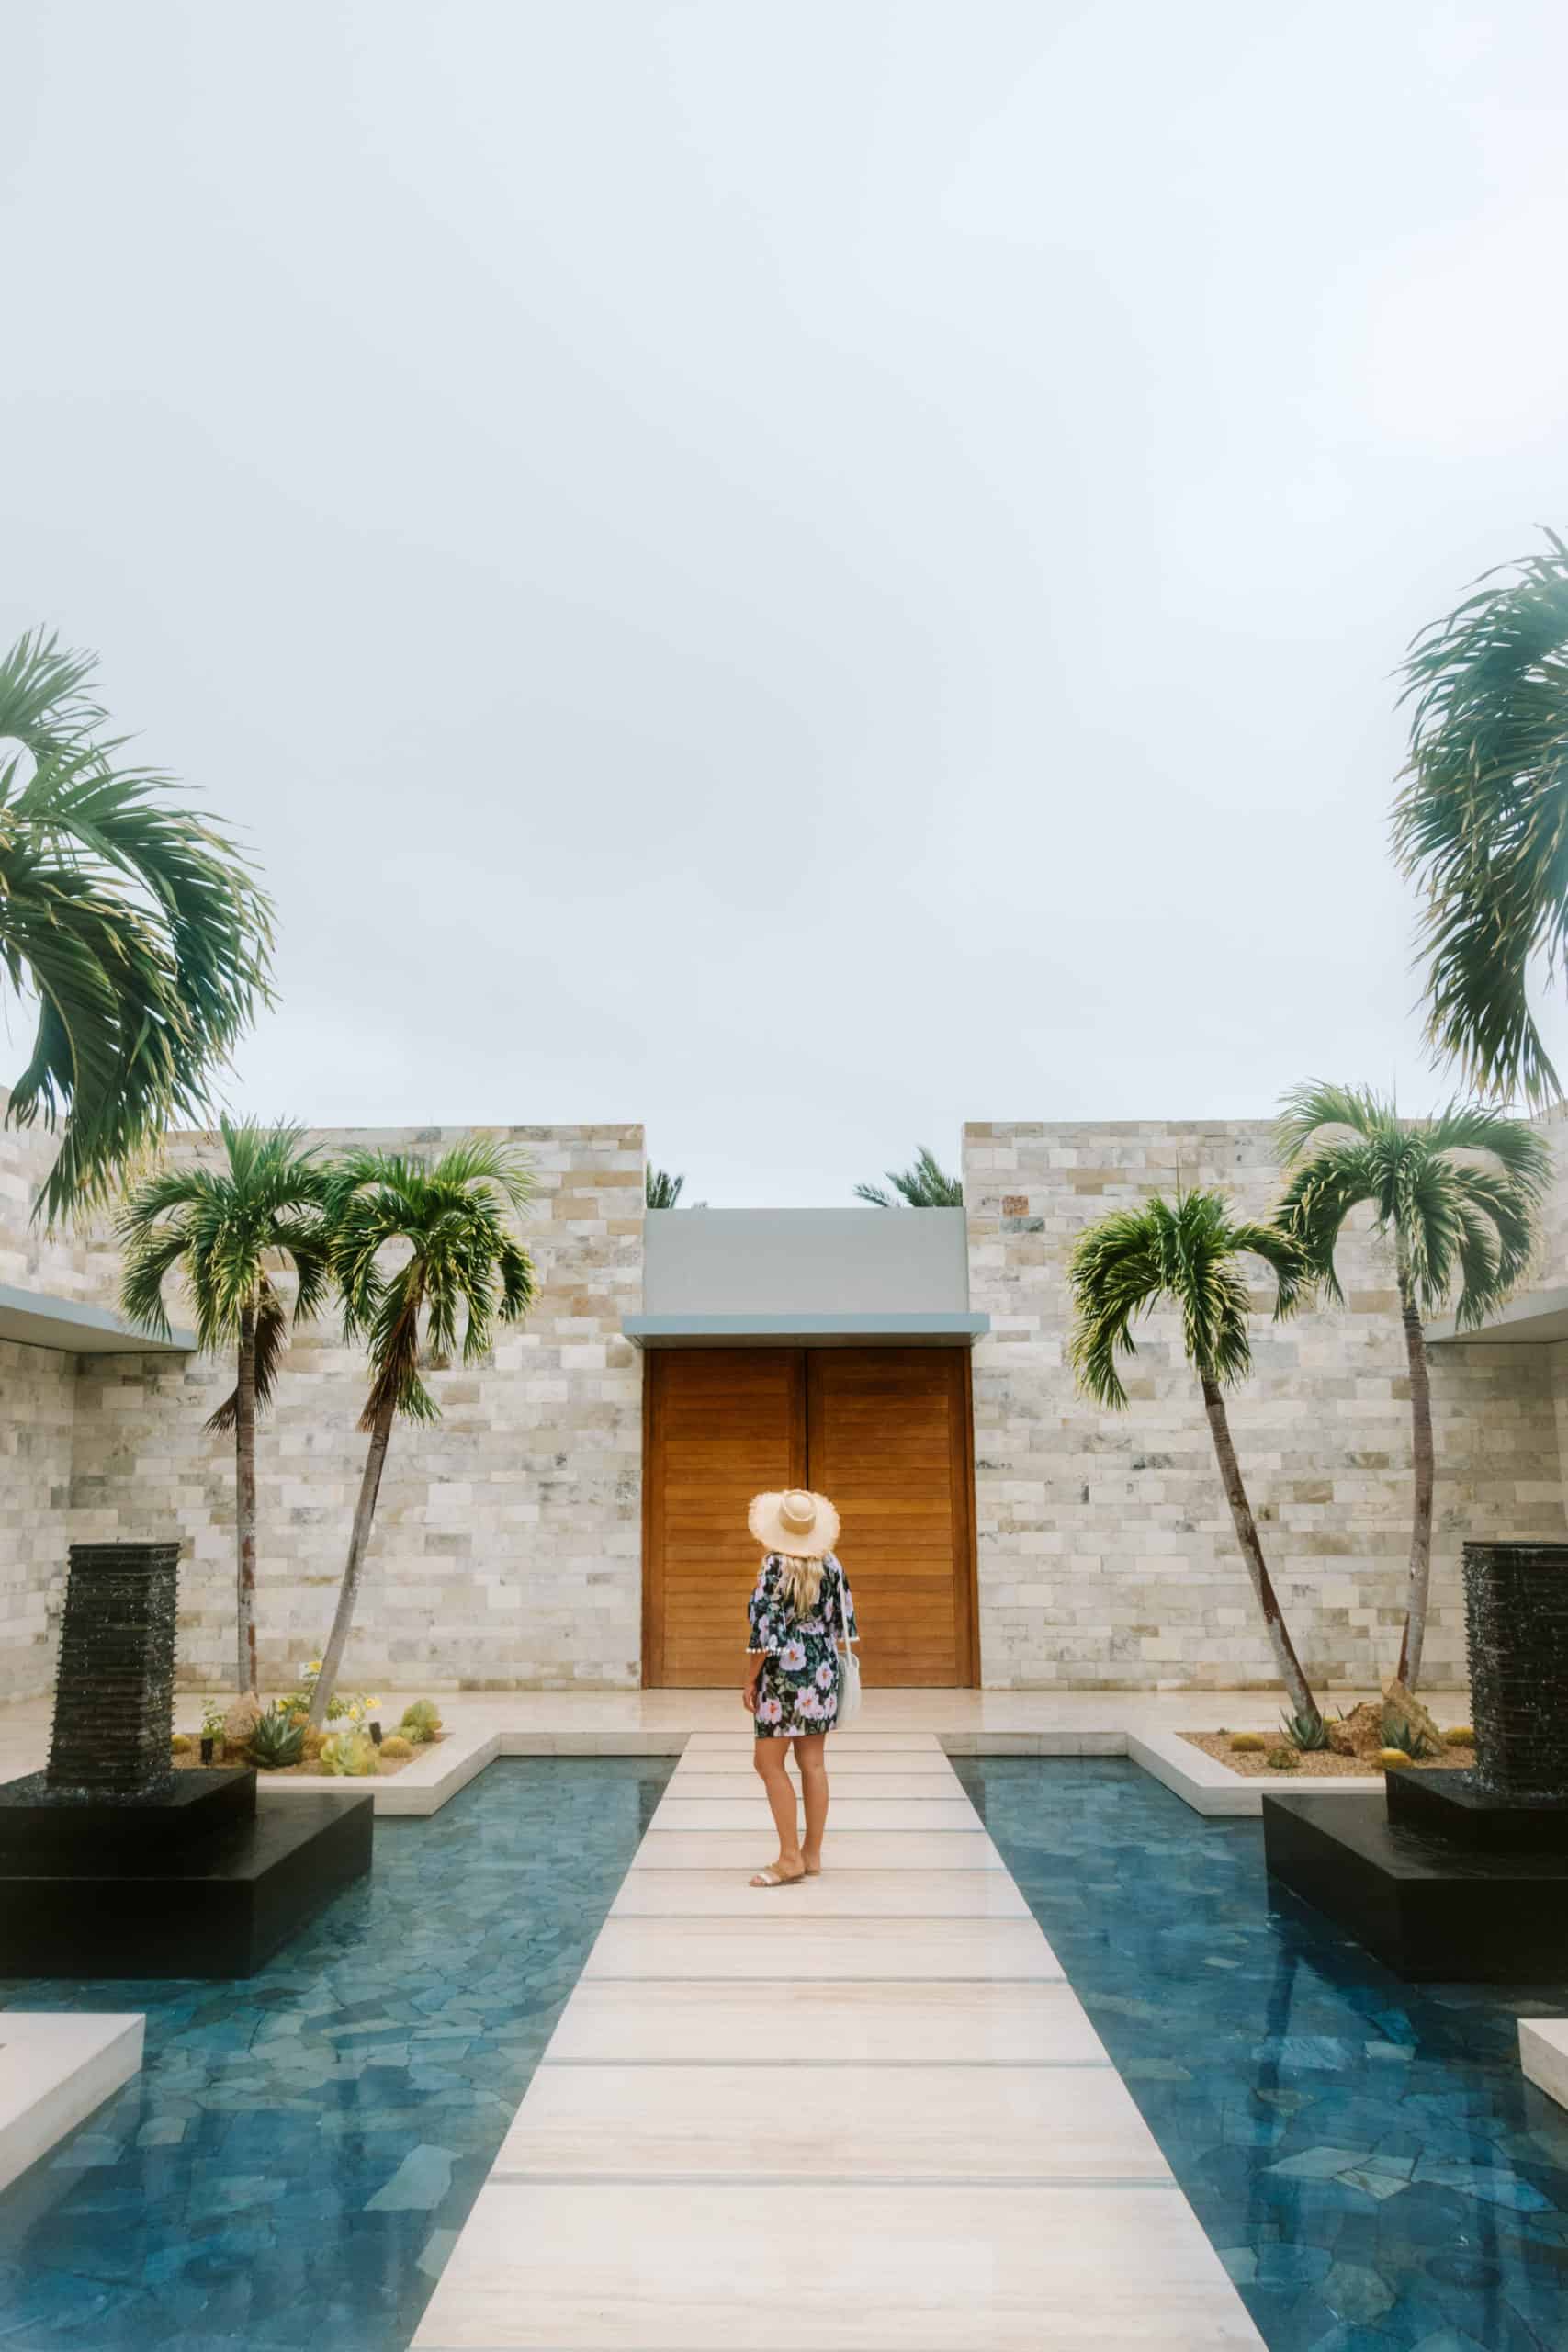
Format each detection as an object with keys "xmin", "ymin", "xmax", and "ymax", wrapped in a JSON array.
[
  {"xmin": 0, "ymin": 1756, "xmax": 671, "ymax": 2350},
  {"xmin": 956, "ymin": 1756, "xmax": 1568, "ymax": 2352}
]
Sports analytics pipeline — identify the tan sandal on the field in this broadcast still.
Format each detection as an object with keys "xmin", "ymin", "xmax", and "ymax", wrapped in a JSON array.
[{"xmin": 749, "ymin": 1864, "xmax": 807, "ymax": 1888}]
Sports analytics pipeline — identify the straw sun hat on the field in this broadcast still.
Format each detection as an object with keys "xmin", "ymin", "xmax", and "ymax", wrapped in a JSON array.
[{"xmin": 748, "ymin": 1487, "xmax": 840, "ymax": 1559}]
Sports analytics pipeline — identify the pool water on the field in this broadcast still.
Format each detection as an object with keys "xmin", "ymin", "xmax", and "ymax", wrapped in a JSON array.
[
  {"xmin": 956, "ymin": 1756, "xmax": 1568, "ymax": 2352},
  {"xmin": 0, "ymin": 1757, "xmax": 671, "ymax": 2350}
]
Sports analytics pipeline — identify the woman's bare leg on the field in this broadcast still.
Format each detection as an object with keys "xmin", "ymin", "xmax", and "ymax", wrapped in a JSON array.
[
  {"xmin": 751, "ymin": 1736, "xmax": 804, "ymax": 1880},
  {"xmin": 795, "ymin": 1734, "xmax": 829, "ymax": 1870}
]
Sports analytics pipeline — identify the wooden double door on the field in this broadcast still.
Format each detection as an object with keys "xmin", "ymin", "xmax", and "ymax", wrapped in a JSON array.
[{"xmin": 642, "ymin": 1347, "xmax": 977, "ymax": 1688}]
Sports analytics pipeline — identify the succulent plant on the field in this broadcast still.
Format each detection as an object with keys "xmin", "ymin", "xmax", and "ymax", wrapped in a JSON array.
[
  {"xmin": 249, "ymin": 1706, "xmax": 306, "ymax": 1770},
  {"xmin": 1382, "ymin": 1711, "xmax": 1437, "ymax": 1762},
  {"xmin": 1228, "ymin": 1732, "xmax": 1267, "ymax": 1753},
  {"xmin": 1280, "ymin": 1709, "xmax": 1330, "ymax": 1753},
  {"xmin": 1265, "ymin": 1745, "xmax": 1300, "ymax": 1771},
  {"xmin": 1378, "ymin": 1747, "xmax": 1413, "ymax": 1769},
  {"xmin": 317, "ymin": 1730, "xmax": 378, "ymax": 1777},
  {"xmin": 1444, "ymin": 1724, "xmax": 1476, "ymax": 1747},
  {"xmin": 170, "ymin": 1733, "xmax": 192, "ymax": 1756},
  {"xmin": 378, "ymin": 1734, "xmax": 414, "ymax": 1760},
  {"xmin": 400, "ymin": 1701, "xmax": 444, "ymax": 1745}
]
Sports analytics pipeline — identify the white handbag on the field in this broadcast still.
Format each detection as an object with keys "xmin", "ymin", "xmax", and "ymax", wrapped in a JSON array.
[{"xmin": 834, "ymin": 1560, "xmax": 862, "ymax": 1728}]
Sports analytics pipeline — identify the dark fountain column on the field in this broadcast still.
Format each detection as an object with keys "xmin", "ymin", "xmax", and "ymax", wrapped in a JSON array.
[
  {"xmin": 1261, "ymin": 1542, "xmax": 1568, "ymax": 1981},
  {"xmin": 0, "ymin": 1541, "xmax": 373, "ymax": 1980},
  {"xmin": 46, "ymin": 1542, "xmax": 180, "ymax": 1798}
]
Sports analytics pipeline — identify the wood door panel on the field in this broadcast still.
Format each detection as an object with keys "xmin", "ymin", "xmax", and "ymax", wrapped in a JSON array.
[
  {"xmin": 806, "ymin": 1349, "xmax": 976, "ymax": 1690},
  {"xmin": 643, "ymin": 1350, "xmax": 804, "ymax": 1687},
  {"xmin": 644, "ymin": 1345, "xmax": 976, "ymax": 1689}
]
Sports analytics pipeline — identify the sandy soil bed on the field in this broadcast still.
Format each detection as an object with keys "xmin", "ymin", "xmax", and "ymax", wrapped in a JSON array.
[
  {"xmin": 1182, "ymin": 1730, "xmax": 1469, "ymax": 1780},
  {"xmin": 170, "ymin": 1733, "xmax": 444, "ymax": 1780}
]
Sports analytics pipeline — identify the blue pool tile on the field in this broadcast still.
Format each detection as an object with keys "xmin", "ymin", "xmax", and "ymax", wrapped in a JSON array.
[
  {"xmin": 958, "ymin": 1758, "xmax": 1568, "ymax": 2352},
  {"xmin": 0, "ymin": 1757, "xmax": 670, "ymax": 2350}
]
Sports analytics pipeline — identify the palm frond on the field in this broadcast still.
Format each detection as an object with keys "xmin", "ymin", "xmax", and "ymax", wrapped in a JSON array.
[
  {"xmin": 646, "ymin": 1166, "xmax": 684, "ymax": 1209},
  {"xmin": 325, "ymin": 1139, "xmax": 539, "ymax": 1432},
  {"xmin": 1272, "ymin": 1078, "xmax": 1549, "ymax": 1324},
  {"xmin": 0, "ymin": 633, "xmax": 274, "ymax": 1221},
  {"xmin": 118, "ymin": 1116, "xmax": 329, "ymax": 1381},
  {"xmin": 1393, "ymin": 533, "xmax": 1568, "ymax": 1103},
  {"xmin": 1067, "ymin": 1190, "xmax": 1299, "ymax": 1407},
  {"xmin": 854, "ymin": 1146, "xmax": 962, "ymax": 1208}
]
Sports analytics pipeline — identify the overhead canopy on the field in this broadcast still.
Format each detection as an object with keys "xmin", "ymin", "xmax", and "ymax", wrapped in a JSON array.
[
  {"xmin": 1426, "ymin": 1283, "xmax": 1568, "ymax": 1347},
  {"xmin": 625, "ymin": 1207, "xmax": 989, "ymax": 1349},
  {"xmin": 0, "ymin": 1283, "xmax": 196, "ymax": 1357}
]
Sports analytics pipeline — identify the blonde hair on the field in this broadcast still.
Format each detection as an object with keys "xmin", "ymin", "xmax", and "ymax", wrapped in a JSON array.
[{"xmin": 776, "ymin": 1552, "xmax": 826, "ymax": 1616}]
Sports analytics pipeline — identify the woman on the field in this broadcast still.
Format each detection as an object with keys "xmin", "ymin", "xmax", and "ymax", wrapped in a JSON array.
[{"xmin": 741, "ymin": 1486, "xmax": 859, "ymax": 1890}]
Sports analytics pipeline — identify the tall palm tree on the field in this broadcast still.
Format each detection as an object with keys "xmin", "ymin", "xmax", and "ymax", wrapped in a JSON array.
[
  {"xmin": 1068, "ymin": 1189, "xmax": 1321, "ymax": 1727},
  {"xmin": 118, "ymin": 1119, "xmax": 333, "ymax": 1691},
  {"xmin": 1275, "ymin": 1082, "xmax": 1551, "ymax": 1690},
  {"xmin": 855, "ymin": 1146, "xmax": 963, "ymax": 1207},
  {"xmin": 0, "ymin": 629, "xmax": 273, "ymax": 1223},
  {"xmin": 1393, "ymin": 531, "xmax": 1568, "ymax": 1105},
  {"xmin": 310, "ymin": 1140, "xmax": 537, "ymax": 1724},
  {"xmin": 646, "ymin": 1166, "xmax": 684, "ymax": 1208}
]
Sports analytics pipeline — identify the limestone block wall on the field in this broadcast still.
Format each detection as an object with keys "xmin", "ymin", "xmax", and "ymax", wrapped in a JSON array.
[
  {"xmin": 0, "ymin": 1339, "xmax": 76, "ymax": 1702},
  {"xmin": 964, "ymin": 1120, "xmax": 1566, "ymax": 1692},
  {"xmin": 68, "ymin": 1122, "xmax": 644, "ymax": 1692}
]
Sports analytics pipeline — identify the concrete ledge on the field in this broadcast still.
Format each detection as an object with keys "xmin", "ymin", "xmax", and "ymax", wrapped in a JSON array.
[
  {"xmin": 1520, "ymin": 2019, "xmax": 1568, "ymax": 2109},
  {"xmin": 942, "ymin": 1732, "xmax": 1128, "ymax": 1757},
  {"xmin": 255, "ymin": 1729, "xmax": 502, "ymax": 1818},
  {"xmin": 0, "ymin": 2012, "xmax": 143, "ymax": 2192},
  {"xmin": 1128, "ymin": 1728, "xmax": 1386, "ymax": 1817}
]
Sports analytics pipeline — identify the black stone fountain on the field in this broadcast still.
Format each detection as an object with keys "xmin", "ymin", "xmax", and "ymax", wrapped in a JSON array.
[
  {"xmin": 0, "ymin": 1543, "xmax": 372, "ymax": 1979},
  {"xmin": 1263, "ymin": 1542, "xmax": 1568, "ymax": 1981}
]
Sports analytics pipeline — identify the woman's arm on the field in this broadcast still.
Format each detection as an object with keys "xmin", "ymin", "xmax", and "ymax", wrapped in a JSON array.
[{"xmin": 741, "ymin": 1652, "xmax": 762, "ymax": 1713}]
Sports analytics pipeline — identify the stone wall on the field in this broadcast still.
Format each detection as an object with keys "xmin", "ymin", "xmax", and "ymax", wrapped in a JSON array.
[
  {"xmin": 66, "ymin": 1122, "xmax": 644, "ymax": 1693},
  {"xmin": 0, "ymin": 1339, "xmax": 76, "ymax": 1702},
  {"xmin": 964, "ymin": 1119, "xmax": 1566, "ymax": 1692}
]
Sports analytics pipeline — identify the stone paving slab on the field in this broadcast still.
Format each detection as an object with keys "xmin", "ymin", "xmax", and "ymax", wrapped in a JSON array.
[{"xmin": 412, "ymin": 1724, "xmax": 1266, "ymax": 2351}]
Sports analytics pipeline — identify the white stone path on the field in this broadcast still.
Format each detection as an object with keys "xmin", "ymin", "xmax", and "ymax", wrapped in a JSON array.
[{"xmin": 412, "ymin": 1728, "xmax": 1265, "ymax": 2351}]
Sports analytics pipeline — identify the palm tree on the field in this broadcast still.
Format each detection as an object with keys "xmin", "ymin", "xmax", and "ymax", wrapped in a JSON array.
[
  {"xmin": 310, "ymin": 1140, "xmax": 537, "ymax": 1725},
  {"xmin": 0, "ymin": 629, "xmax": 273, "ymax": 1223},
  {"xmin": 1068, "ymin": 1189, "xmax": 1321, "ymax": 1728},
  {"xmin": 646, "ymin": 1166, "xmax": 684, "ymax": 1208},
  {"xmin": 118, "ymin": 1119, "xmax": 333, "ymax": 1692},
  {"xmin": 1275, "ymin": 1082, "xmax": 1550, "ymax": 1690},
  {"xmin": 1393, "ymin": 531, "xmax": 1568, "ymax": 1105},
  {"xmin": 855, "ymin": 1146, "xmax": 963, "ymax": 1207}
]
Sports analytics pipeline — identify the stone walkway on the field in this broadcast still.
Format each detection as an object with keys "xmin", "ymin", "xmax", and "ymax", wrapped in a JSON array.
[{"xmin": 412, "ymin": 1726, "xmax": 1264, "ymax": 2350}]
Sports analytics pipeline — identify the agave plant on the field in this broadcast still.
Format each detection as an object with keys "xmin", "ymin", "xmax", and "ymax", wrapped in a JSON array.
[
  {"xmin": 1280, "ymin": 1709, "xmax": 1330, "ymax": 1753},
  {"xmin": 249, "ymin": 1706, "xmax": 305, "ymax": 1771}
]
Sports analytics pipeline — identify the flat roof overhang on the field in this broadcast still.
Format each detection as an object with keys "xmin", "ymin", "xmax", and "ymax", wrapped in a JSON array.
[
  {"xmin": 1426, "ymin": 1283, "xmax": 1568, "ymax": 1347},
  {"xmin": 0, "ymin": 1283, "xmax": 197, "ymax": 1357},
  {"xmin": 624, "ymin": 1312, "xmax": 990, "ymax": 1350}
]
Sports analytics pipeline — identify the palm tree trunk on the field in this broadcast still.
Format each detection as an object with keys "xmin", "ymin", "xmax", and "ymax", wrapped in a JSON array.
[
  {"xmin": 310, "ymin": 1392, "xmax": 397, "ymax": 1728},
  {"xmin": 1200, "ymin": 1374, "xmax": 1319, "ymax": 1723},
  {"xmin": 235, "ymin": 1308, "xmax": 259, "ymax": 1694},
  {"xmin": 1395, "ymin": 1274, "xmax": 1435, "ymax": 1691}
]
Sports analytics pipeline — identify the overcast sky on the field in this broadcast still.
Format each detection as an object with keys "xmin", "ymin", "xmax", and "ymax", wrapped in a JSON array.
[{"xmin": 6, "ymin": 4, "xmax": 1568, "ymax": 1205}]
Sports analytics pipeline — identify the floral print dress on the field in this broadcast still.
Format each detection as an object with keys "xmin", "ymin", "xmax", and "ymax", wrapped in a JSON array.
[{"xmin": 747, "ymin": 1552, "xmax": 859, "ymax": 1737}]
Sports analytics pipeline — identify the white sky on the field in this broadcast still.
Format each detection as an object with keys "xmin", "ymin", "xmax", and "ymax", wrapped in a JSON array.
[{"xmin": 6, "ymin": 2, "xmax": 1568, "ymax": 1205}]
